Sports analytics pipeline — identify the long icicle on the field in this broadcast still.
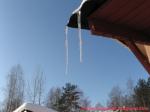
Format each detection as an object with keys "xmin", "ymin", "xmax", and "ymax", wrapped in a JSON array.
[
  {"xmin": 77, "ymin": 10, "xmax": 83, "ymax": 63},
  {"xmin": 65, "ymin": 26, "xmax": 69, "ymax": 74}
]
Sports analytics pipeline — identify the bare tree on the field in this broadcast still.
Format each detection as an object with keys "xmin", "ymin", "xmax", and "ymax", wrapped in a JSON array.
[
  {"xmin": 46, "ymin": 87, "xmax": 62, "ymax": 110},
  {"xmin": 107, "ymin": 86, "xmax": 124, "ymax": 107},
  {"xmin": 126, "ymin": 78, "xmax": 134, "ymax": 95},
  {"xmin": 28, "ymin": 67, "xmax": 45, "ymax": 105},
  {"xmin": 124, "ymin": 78, "xmax": 135, "ymax": 107},
  {"xmin": 107, "ymin": 79, "xmax": 136, "ymax": 109},
  {"xmin": 95, "ymin": 102, "xmax": 103, "ymax": 108},
  {"xmin": 79, "ymin": 97, "xmax": 91, "ymax": 108},
  {"xmin": 3, "ymin": 65, "xmax": 25, "ymax": 112}
]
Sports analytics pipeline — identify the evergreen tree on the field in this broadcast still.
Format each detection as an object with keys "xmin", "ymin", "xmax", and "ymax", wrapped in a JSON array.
[
  {"xmin": 134, "ymin": 78, "xmax": 150, "ymax": 107},
  {"xmin": 58, "ymin": 83, "xmax": 82, "ymax": 112}
]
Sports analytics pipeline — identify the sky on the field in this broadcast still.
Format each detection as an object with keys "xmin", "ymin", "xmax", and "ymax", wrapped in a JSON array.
[{"xmin": 0, "ymin": 0, "xmax": 149, "ymax": 106}]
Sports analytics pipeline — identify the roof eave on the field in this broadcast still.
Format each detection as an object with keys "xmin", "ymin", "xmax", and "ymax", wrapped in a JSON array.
[{"xmin": 67, "ymin": 0, "xmax": 107, "ymax": 29}]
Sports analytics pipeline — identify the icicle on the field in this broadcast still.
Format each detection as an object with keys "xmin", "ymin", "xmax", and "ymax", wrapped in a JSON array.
[
  {"xmin": 65, "ymin": 26, "xmax": 69, "ymax": 74},
  {"xmin": 77, "ymin": 10, "xmax": 83, "ymax": 63}
]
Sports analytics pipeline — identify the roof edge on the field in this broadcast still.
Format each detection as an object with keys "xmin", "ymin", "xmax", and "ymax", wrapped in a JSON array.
[{"xmin": 67, "ymin": 0, "xmax": 108, "ymax": 29}]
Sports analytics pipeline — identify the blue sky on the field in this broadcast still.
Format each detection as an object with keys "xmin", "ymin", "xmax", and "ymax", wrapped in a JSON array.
[{"xmin": 0, "ymin": 0, "xmax": 149, "ymax": 106}]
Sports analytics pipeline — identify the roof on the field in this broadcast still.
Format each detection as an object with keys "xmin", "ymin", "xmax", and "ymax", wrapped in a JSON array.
[
  {"xmin": 67, "ymin": 0, "xmax": 107, "ymax": 29},
  {"xmin": 67, "ymin": 0, "xmax": 150, "ymax": 75},
  {"xmin": 13, "ymin": 103, "xmax": 57, "ymax": 112}
]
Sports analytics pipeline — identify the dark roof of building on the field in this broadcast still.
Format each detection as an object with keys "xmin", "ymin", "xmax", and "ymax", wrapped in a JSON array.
[{"xmin": 67, "ymin": 0, "xmax": 107, "ymax": 29}]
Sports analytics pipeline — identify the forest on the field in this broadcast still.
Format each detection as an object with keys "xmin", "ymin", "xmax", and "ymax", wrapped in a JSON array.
[{"xmin": 0, "ymin": 65, "xmax": 149, "ymax": 112}]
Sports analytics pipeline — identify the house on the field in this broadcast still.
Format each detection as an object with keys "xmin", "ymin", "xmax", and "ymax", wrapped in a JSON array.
[
  {"xmin": 13, "ymin": 103, "xmax": 57, "ymax": 112},
  {"xmin": 67, "ymin": 0, "xmax": 150, "ymax": 75}
]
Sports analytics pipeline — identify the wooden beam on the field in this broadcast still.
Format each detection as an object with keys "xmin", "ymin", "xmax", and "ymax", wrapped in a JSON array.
[
  {"xmin": 124, "ymin": 41, "xmax": 150, "ymax": 75},
  {"xmin": 88, "ymin": 18, "xmax": 150, "ymax": 74},
  {"xmin": 88, "ymin": 18, "xmax": 150, "ymax": 45}
]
